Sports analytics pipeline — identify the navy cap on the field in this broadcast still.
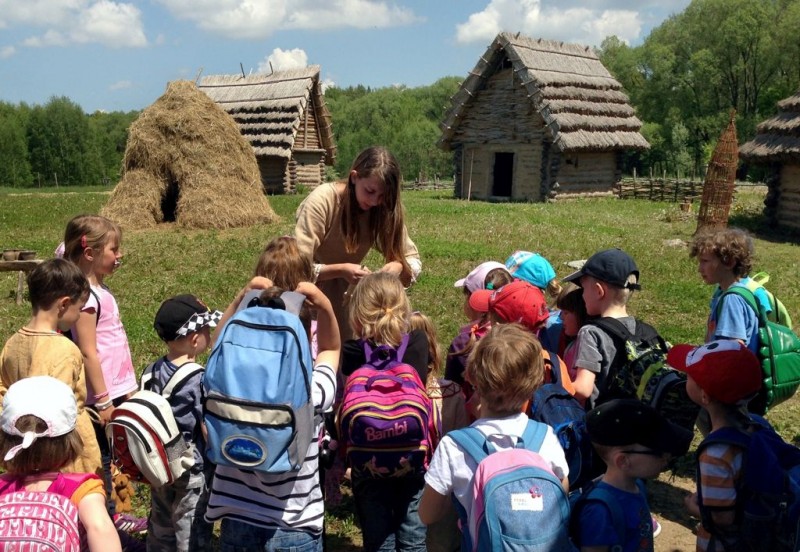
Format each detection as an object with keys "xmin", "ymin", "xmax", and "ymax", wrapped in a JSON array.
[{"xmin": 562, "ymin": 248, "xmax": 640, "ymax": 289}]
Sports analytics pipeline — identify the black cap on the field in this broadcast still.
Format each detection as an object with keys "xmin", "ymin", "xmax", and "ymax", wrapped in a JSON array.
[
  {"xmin": 586, "ymin": 399, "xmax": 693, "ymax": 457},
  {"xmin": 562, "ymin": 248, "xmax": 641, "ymax": 289},
  {"xmin": 153, "ymin": 294, "xmax": 221, "ymax": 342}
]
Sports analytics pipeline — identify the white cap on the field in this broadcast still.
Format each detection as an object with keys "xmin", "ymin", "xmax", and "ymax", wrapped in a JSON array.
[
  {"xmin": 453, "ymin": 261, "xmax": 508, "ymax": 293},
  {"xmin": 1, "ymin": 376, "xmax": 77, "ymax": 461}
]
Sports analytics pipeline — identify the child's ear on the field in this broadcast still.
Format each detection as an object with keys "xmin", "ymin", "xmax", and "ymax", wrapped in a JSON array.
[{"xmin": 55, "ymin": 296, "xmax": 71, "ymax": 315}]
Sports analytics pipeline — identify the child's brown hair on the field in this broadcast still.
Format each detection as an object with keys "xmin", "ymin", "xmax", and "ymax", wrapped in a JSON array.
[
  {"xmin": 348, "ymin": 272, "xmax": 410, "ymax": 348},
  {"xmin": 63, "ymin": 214, "xmax": 121, "ymax": 264},
  {"xmin": 690, "ymin": 227, "xmax": 754, "ymax": 278},
  {"xmin": 253, "ymin": 236, "xmax": 314, "ymax": 290},
  {"xmin": 466, "ymin": 323, "xmax": 544, "ymax": 417},
  {"xmin": 0, "ymin": 415, "xmax": 83, "ymax": 475},
  {"xmin": 556, "ymin": 282, "xmax": 587, "ymax": 325},
  {"xmin": 27, "ymin": 258, "xmax": 90, "ymax": 312}
]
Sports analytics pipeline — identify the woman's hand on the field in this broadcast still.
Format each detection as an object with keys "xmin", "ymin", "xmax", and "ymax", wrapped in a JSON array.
[
  {"xmin": 379, "ymin": 261, "xmax": 403, "ymax": 278},
  {"xmin": 342, "ymin": 263, "xmax": 371, "ymax": 284}
]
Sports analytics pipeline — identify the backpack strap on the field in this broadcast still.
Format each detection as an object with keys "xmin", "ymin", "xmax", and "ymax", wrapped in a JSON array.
[
  {"xmin": 545, "ymin": 350, "xmax": 562, "ymax": 386},
  {"xmin": 140, "ymin": 361, "xmax": 157, "ymax": 392},
  {"xmin": 582, "ymin": 482, "xmax": 627, "ymax": 551},
  {"xmin": 449, "ymin": 420, "xmax": 548, "ymax": 465},
  {"xmin": 362, "ymin": 333, "xmax": 411, "ymax": 368},
  {"xmin": 49, "ymin": 473, "xmax": 98, "ymax": 498},
  {"xmin": 140, "ymin": 359, "xmax": 203, "ymax": 400},
  {"xmin": 719, "ymin": 285, "xmax": 763, "ymax": 321}
]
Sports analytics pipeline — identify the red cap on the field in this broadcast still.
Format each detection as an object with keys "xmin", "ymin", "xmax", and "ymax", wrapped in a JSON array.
[
  {"xmin": 667, "ymin": 340, "xmax": 762, "ymax": 404},
  {"xmin": 470, "ymin": 280, "xmax": 549, "ymax": 331}
]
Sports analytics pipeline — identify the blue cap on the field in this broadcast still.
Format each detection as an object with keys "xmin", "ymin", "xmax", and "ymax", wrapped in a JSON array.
[
  {"xmin": 562, "ymin": 248, "xmax": 640, "ymax": 289},
  {"xmin": 505, "ymin": 251, "xmax": 556, "ymax": 290}
]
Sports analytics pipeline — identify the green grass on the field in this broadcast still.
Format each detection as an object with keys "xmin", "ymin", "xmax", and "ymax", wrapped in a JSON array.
[{"xmin": 1, "ymin": 185, "xmax": 800, "ymax": 547}]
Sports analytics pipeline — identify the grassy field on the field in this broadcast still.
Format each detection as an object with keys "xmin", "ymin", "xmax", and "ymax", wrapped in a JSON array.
[{"xmin": 1, "ymin": 185, "xmax": 799, "ymax": 548}]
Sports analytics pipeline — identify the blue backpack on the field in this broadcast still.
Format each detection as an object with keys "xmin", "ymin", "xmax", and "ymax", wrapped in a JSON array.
[
  {"xmin": 697, "ymin": 416, "xmax": 800, "ymax": 552},
  {"xmin": 448, "ymin": 421, "xmax": 575, "ymax": 552},
  {"xmin": 529, "ymin": 351, "xmax": 594, "ymax": 489},
  {"xmin": 203, "ymin": 303, "xmax": 314, "ymax": 473},
  {"xmin": 568, "ymin": 478, "xmax": 629, "ymax": 552}
]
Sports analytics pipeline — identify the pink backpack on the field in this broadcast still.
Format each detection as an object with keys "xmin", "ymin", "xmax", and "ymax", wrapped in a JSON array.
[
  {"xmin": 0, "ymin": 473, "xmax": 96, "ymax": 551},
  {"xmin": 338, "ymin": 334, "xmax": 437, "ymax": 478}
]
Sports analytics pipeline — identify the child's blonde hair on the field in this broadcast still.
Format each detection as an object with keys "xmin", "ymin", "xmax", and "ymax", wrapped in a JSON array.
[
  {"xmin": 409, "ymin": 311, "xmax": 442, "ymax": 381},
  {"xmin": 690, "ymin": 227, "xmax": 754, "ymax": 278},
  {"xmin": 63, "ymin": 214, "xmax": 121, "ymax": 264},
  {"xmin": 253, "ymin": 236, "xmax": 313, "ymax": 290},
  {"xmin": 348, "ymin": 272, "xmax": 410, "ymax": 348},
  {"xmin": 0, "ymin": 415, "xmax": 83, "ymax": 475},
  {"xmin": 466, "ymin": 324, "xmax": 544, "ymax": 417}
]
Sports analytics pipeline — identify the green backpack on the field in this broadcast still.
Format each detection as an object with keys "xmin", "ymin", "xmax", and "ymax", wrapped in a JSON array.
[
  {"xmin": 744, "ymin": 272, "xmax": 793, "ymax": 329},
  {"xmin": 718, "ymin": 285, "xmax": 800, "ymax": 414}
]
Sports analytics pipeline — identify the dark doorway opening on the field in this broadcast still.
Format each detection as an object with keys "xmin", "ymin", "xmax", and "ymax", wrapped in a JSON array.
[
  {"xmin": 492, "ymin": 152, "xmax": 514, "ymax": 197},
  {"xmin": 161, "ymin": 175, "xmax": 180, "ymax": 222}
]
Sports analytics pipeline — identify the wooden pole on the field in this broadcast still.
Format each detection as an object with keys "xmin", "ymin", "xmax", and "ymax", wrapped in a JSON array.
[{"xmin": 467, "ymin": 150, "xmax": 474, "ymax": 201}]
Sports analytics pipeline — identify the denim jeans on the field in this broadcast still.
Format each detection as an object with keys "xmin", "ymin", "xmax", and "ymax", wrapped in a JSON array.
[
  {"xmin": 353, "ymin": 476, "xmax": 426, "ymax": 552},
  {"xmin": 147, "ymin": 468, "xmax": 213, "ymax": 552},
  {"xmin": 218, "ymin": 519, "xmax": 323, "ymax": 552}
]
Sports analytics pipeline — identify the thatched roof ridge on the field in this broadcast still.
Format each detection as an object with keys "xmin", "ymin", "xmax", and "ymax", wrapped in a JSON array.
[
  {"xmin": 439, "ymin": 32, "xmax": 648, "ymax": 152},
  {"xmin": 198, "ymin": 66, "xmax": 336, "ymax": 164},
  {"xmin": 740, "ymin": 90, "xmax": 800, "ymax": 162}
]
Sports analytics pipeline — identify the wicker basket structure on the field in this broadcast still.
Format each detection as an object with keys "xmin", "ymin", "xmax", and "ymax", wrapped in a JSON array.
[{"xmin": 696, "ymin": 111, "xmax": 738, "ymax": 233}]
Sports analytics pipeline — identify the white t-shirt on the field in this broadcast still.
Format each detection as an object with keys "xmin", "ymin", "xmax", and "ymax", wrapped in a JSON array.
[{"xmin": 424, "ymin": 412, "xmax": 568, "ymax": 524}]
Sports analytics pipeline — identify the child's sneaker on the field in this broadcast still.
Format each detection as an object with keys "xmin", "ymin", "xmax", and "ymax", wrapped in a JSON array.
[
  {"xmin": 652, "ymin": 515, "xmax": 662, "ymax": 538},
  {"xmin": 114, "ymin": 513, "xmax": 148, "ymax": 534},
  {"xmin": 118, "ymin": 530, "xmax": 147, "ymax": 552}
]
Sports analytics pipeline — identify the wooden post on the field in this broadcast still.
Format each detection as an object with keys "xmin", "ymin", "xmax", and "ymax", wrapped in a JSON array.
[{"xmin": 467, "ymin": 150, "xmax": 475, "ymax": 201}]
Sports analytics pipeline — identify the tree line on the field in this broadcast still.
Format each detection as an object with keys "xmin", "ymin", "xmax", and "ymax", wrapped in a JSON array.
[{"xmin": 1, "ymin": 0, "xmax": 798, "ymax": 188}]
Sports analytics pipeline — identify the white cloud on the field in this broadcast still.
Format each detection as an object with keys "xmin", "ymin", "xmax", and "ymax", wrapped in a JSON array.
[
  {"xmin": 320, "ymin": 77, "xmax": 335, "ymax": 93},
  {"xmin": 155, "ymin": 0, "xmax": 419, "ymax": 39},
  {"xmin": 2, "ymin": 0, "xmax": 147, "ymax": 49},
  {"xmin": 456, "ymin": 0, "xmax": 642, "ymax": 47},
  {"xmin": 257, "ymin": 48, "xmax": 309, "ymax": 73},
  {"xmin": 109, "ymin": 79, "xmax": 132, "ymax": 90},
  {"xmin": 0, "ymin": 45, "xmax": 15, "ymax": 58}
]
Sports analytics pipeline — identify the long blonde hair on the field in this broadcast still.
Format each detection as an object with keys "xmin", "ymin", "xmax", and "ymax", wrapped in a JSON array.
[
  {"xmin": 409, "ymin": 311, "xmax": 442, "ymax": 381},
  {"xmin": 340, "ymin": 146, "xmax": 410, "ymax": 277},
  {"xmin": 348, "ymin": 272, "xmax": 410, "ymax": 348}
]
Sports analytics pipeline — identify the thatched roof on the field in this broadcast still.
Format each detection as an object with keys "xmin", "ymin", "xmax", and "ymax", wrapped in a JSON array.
[
  {"xmin": 102, "ymin": 80, "xmax": 279, "ymax": 230},
  {"xmin": 197, "ymin": 66, "xmax": 336, "ymax": 164},
  {"xmin": 740, "ymin": 90, "xmax": 800, "ymax": 163},
  {"xmin": 439, "ymin": 33, "xmax": 649, "ymax": 152}
]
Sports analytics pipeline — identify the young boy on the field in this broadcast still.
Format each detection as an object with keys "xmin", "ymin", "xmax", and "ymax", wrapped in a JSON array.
[
  {"xmin": 145, "ymin": 294, "xmax": 223, "ymax": 552},
  {"xmin": 418, "ymin": 323, "xmax": 569, "ymax": 528},
  {"xmin": 562, "ymin": 248, "xmax": 642, "ymax": 408},
  {"xmin": 689, "ymin": 228, "xmax": 769, "ymax": 355},
  {"xmin": 206, "ymin": 281, "xmax": 340, "ymax": 552},
  {"xmin": 576, "ymin": 398, "xmax": 693, "ymax": 552},
  {"xmin": 667, "ymin": 339, "xmax": 764, "ymax": 552}
]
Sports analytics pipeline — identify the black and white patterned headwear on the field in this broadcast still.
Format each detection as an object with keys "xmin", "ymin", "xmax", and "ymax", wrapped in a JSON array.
[{"xmin": 153, "ymin": 294, "xmax": 222, "ymax": 342}]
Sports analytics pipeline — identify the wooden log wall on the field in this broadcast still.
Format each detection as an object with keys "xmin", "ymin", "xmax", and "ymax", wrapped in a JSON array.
[
  {"xmin": 778, "ymin": 164, "xmax": 800, "ymax": 231},
  {"xmin": 615, "ymin": 178, "xmax": 703, "ymax": 203},
  {"xmin": 554, "ymin": 152, "xmax": 616, "ymax": 195},
  {"xmin": 258, "ymin": 157, "xmax": 287, "ymax": 194}
]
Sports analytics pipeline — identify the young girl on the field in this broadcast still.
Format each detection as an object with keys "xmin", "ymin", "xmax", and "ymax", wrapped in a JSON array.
[
  {"xmin": 0, "ymin": 376, "xmax": 121, "ymax": 551},
  {"xmin": 341, "ymin": 272, "xmax": 428, "ymax": 552},
  {"xmin": 0, "ymin": 258, "xmax": 101, "ymax": 475},
  {"xmin": 253, "ymin": 235, "xmax": 314, "ymax": 290},
  {"xmin": 294, "ymin": 146, "xmax": 422, "ymax": 341},
  {"xmin": 410, "ymin": 311, "xmax": 468, "ymax": 552},
  {"xmin": 63, "ymin": 214, "xmax": 142, "ymax": 531},
  {"xmin": 556, "ymin": 282, "xmax": 589, "ymax": 382}
]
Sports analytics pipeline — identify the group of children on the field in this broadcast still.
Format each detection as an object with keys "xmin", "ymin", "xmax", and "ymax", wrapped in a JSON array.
[{"xmin": 0, "ymin": 211, "xmax": 791, "ymax": 552}]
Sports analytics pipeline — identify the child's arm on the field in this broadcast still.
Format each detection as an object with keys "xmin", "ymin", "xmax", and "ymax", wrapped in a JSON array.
[
  {"xmin": 78, "ymin": 492, "xmax": 122, "ymax": 551},
  {"xmin": 418, "ymin": 483, "xmax": 449, "ymax": 525},
  {"xmin": 73, "ymin": 310, "xmax": 113, "ymax": 423},
  {"xmin": 212, "ymin": 276, "xmax": 274, "ymax": 347},
  {"xmin": 296, "ymin": 282, "xmax": 340, "ymax": 370},
  {"xmin": 572, "ymin": 367, "xmax": 596, "ymax": 402},
  {"xmin": 684, "ymin": 491, "xmax": 701, "ymax": 517}
]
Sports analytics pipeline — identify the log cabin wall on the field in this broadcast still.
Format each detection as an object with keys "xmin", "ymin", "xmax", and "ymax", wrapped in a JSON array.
[{"xmin": 778, "ymin": 163, "xmax": 800, "ymax": 231}]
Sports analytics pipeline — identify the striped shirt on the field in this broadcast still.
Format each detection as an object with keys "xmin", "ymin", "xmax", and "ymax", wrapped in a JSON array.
[
  {"xmin": 205, "ymin": 363, "xmax": 336, "ymax": 533},
  {"xmin": 697, "ymin": 442, "xmax": 745, "ymax": 552}
]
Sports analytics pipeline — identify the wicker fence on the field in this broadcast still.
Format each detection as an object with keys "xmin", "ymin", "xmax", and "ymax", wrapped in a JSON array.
[{"xmin": 614, "ymin": 177, "xmax": 703, "ymax": 203}]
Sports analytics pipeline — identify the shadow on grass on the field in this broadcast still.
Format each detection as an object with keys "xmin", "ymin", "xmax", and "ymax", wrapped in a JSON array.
[{"xmin": 728, "ymin": 212, "xmax": 800, "ymax": 245}]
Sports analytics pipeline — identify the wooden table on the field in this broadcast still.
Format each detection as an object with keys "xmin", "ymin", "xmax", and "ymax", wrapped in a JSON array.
[{"xmin": 0, "ymin": 260, "xmax": 44, "ymax": 305}]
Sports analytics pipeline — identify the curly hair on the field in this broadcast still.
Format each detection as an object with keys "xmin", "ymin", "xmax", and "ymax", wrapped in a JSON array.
[{"xmin": 690, "ymin": 227, "xmax": 754, "ymax": 277}]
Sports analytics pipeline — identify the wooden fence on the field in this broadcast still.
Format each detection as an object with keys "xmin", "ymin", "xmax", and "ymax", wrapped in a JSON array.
[
  {"xmin": 615, "ymin": 177, "xmax": 702, "ymax": 203},
  {"xmin": 402, "ymin": 178, "xmax": 455, "ymax": 191}
]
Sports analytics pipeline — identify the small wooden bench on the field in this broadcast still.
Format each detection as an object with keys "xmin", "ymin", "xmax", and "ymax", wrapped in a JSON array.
[{"xmin": 0, "ymin": 260, "xmax": 44, "ymax": 305}]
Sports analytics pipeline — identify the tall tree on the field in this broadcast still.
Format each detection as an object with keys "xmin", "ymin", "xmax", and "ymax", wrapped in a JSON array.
[{"xmin": 0, "ymin": 102, "xmax": 33, "ymax": 187}]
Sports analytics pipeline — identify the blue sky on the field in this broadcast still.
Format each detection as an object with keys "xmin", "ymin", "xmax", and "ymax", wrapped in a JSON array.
[{"xmin": 0, "ymin": 0, "xmax": 692, "ymax": 113}]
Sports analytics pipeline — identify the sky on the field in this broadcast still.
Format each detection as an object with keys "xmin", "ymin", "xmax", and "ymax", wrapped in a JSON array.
[{"xmin": 0, "ymin": 0, "xmax": 693, "ymax": 113}]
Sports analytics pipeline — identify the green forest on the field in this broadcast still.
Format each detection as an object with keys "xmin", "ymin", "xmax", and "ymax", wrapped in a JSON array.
[{"xmin": 1, "ymin": 0, "xmax": 798, "ymax": 188}]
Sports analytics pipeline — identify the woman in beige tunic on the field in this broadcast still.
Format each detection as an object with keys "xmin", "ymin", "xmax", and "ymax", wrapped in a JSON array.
[{"xmin": 294, "ymin": 146, "xmax": 422, "ymax": 341}]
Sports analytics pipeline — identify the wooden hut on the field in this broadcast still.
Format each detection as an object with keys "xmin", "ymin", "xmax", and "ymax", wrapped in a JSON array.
[
  {"xmin": 198, "ymin": 66, "xmax": 336, "ymax": 194},
  {"xmin": 439, "ymin": 33, "xmax": 649, "ymax": 201},
  {"xmin": 739, "ymin": 91, "xmax": 800, "ymax": 232}
]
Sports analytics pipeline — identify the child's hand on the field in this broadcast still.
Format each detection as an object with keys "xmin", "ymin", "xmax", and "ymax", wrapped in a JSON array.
[
  {"xmin": 247, "ymin": 276, "xmax": 274, "ymax": 291},
  {"xmin": 98, "ymin": 405, "xmax": 115, "ymax": 425},
  {"xmin": 684, "ymin": 492, "xmax": 700, "ymax": 517},
  {"xmin": 296, "ymin": 282, "xmax": 332, "ymax": 310}
]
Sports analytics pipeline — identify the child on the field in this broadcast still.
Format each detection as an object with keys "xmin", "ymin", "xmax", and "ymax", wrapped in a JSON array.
[
  {"xmin": 562, "ymin": 248, "xmax": 642, "ymax": 408},
  {"xmin": 575, "ymin": 398, "xmax": 692, "ymax": 551},
  {"xmin": 144, "ymin": 294, "xmax": 222, "ymax": 551},
  {"xmin": 0, "ymin": 258, "xmax": 101, "ymax": 475},
  {"xmin": 505, "ymin": 250, "xmax": 563, "ymax": 354},
  {"xmin": 339, "ymin": 272, "xmax": 428, "ymax": 552},
  {"xmin": 207, "ymin": 280, "xmax": 340, "ymax": 552},
  {"xmin": 0, "ymin": 376, "xmax": 121, "ymax": 552},
  {"xmin": 556, "ymin": 282, "xmax": 589, "ymax": 381},
  {"xmin": 63, "ymin": 214, "xmax": 144, "ymax": 532},
  {"xmin": 418, "ymin": 324, "xmax": 569, "ymax": 532},
  {"xmin": 253, "ymin": 235, "xmax": 314, "ymax": 291},
  {"xmin": 667, "ymin": 340, "xmax": 764, "ymax": 552},
  {"xmin": 445, "ymin": 262, "xmax": 511, "ymax": 386},
  {"xmin": 410, "ymin": 311, "xmax": 468, "ymax": 552}
]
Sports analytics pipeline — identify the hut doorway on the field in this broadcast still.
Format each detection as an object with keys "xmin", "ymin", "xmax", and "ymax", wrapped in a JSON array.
[
  {"xmin": 492, "ymin": 152, "xmax": 514, "ymax": 197},
  {"xmin": 161, "ymin": 173, "xmax": 180, "ymax": 222}
]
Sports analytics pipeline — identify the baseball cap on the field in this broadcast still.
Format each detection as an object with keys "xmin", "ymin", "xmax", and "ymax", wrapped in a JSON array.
[
  {"xmin": 562, "ymin": 248, "xmax": 641, "ymax": 290},
  {"xmin": 505, "ymin": 251, "xmax": 556, "ymax": 290},
  {"xmin": 1, "ymin": 376, "xmax": 77, "ymax": 461},
  {"xmin": 667, "ymin": 340, "xmax": 762, "ymax": 404},
  {"xmin": 469, "ymin": 280, "xmax": 549, "ymax": 331},
  {"xmin": 153, "ymin": 294, "xmax": 223, "ymax": 342},
  {"xmin": 454, "ymin": 261, "xmax": 508, "ymax": 293},
  {"xmin": 587, "ymin": 398, "xmax": 693, "ymax": 457}
]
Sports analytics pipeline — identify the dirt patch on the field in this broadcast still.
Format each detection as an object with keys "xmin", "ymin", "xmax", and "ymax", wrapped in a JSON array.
[{"xmin": 650, "ymin": 471, "xmax": 697, "ymax": 551}]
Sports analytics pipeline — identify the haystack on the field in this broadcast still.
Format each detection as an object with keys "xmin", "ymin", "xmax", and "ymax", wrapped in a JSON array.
[
  {"xmin": 696, "ymin": 111, "xmax": 738, "ymax": 234},
  {"xmin": 102, "ymin": 80, "xmax": 279, "ymax": 229}
]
